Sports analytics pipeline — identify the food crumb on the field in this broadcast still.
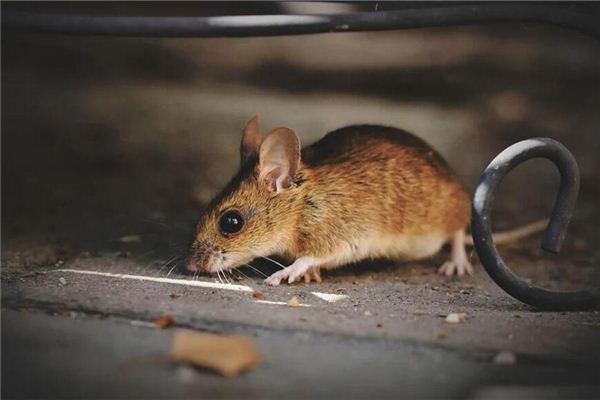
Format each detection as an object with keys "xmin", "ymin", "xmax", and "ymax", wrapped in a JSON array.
[
  {"xmin": 252, "ymin": 292, "xmax": 266, "ymax": 300},
  {"xmin": 153, "ymin": 314, "xmax": 176, "ymax": 329},
  {"xmin": 170, "ymin": 329, "xmax": 261, "ymax": 377},
  {"xmin": 287, "ymin": 296, "xmax": 300, "ymax": 307},
  {"xmin": 445, "ymin": 313, "xmax": 467, "ymax": 324}
]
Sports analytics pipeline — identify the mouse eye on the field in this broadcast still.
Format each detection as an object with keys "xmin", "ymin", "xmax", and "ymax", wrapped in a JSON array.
[{"xmin": 219, "ymin": 210, "xmax": 244, "ymax": 236}]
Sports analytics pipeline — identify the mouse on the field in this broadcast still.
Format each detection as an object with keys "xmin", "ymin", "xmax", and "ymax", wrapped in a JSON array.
[{"xmin": 187, "ymin": 116, "xmax": 545, "ymax": 285}]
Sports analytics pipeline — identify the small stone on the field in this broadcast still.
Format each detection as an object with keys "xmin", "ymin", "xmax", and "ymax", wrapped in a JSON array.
[
  {"xmin": 493, "ymin": 351, "xmax": 517, "ymax": 365},
  {"xmin": 445, "ymin": 313, "xmax": 467, "ymax": 324},
  {"xmin": 59, "ymin": 277, "xmax": 67, "ymax": 286},
  {"xmin": 364, "ymin": 311, "xmax": 373, "ymax": 316},
  {"xmin": 176, "ymin": 366, "xmax": 196, "ymax": 383}
]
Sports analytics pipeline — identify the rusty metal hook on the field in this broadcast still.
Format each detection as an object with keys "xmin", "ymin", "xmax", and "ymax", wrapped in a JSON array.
[{"xmin": 471, "ymin": 137, "xmax": 599, "ymax": 310}]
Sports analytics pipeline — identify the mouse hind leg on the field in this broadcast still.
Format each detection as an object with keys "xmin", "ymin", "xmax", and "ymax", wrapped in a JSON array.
[{"xmin": 438, "ymin": 230, "xmax": 473, "ymax": 277}]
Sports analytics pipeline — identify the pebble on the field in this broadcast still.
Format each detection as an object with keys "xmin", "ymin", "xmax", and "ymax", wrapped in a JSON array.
[
  {"xmin": 59, "ymin": 277, "xmax": 67, "ymax": 286},
  {"xmin": 493, "ymin": 351, "xmax": 517, "ymax": 365}
]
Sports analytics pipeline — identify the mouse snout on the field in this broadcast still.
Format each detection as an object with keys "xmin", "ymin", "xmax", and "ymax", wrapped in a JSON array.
[{"xmin": 187, "ymin": 241, "xmax": 221, "ymax": 273}]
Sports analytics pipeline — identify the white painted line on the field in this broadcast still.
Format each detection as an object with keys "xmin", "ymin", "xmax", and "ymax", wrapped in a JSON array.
[
  {"xmin": 130, "ymin": 320, "xmax": 156, "ymax": 328},
  {"xmin": 254, "ymin": 300, "xmax": 311, "ymax": 308},
  {"xmin": 311, "ymin": 292, "xmax": 348, "ymax": 303},
  {"xmin": 53, "ymin": 269, "xmax": 254, "ymax": 292}
]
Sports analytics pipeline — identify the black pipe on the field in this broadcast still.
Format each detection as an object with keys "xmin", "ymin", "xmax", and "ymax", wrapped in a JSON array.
[
  {"xmin": 471, "ymin": 138, "xmax": 599, "ymax": 310},
  {"xmin": 3, "ymin": 4, "xmax": 599, "ymax": 38}
]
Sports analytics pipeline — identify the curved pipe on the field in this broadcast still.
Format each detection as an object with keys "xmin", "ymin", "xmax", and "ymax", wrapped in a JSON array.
[
  {"xmin": 471, "ymin": 138, "xmax": 599, "ymax": 310},
  {"xmin": 2, "ymin": 4, "xmax": 599, "ymax": 38}
]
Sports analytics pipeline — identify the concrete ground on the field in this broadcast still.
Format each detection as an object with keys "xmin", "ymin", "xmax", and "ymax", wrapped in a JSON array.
[{"xmin": 2, "ymin": 5, "xmax": 600, "ymax": 399}]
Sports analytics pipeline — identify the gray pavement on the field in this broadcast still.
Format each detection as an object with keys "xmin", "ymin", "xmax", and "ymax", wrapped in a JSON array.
[
  {"xmin": 3, "ymin": 308, "xmax": 599, "ymax": 399},
  {"xmin": 2, "ymin": 256, "xmax": 600, "ymax": 398}
]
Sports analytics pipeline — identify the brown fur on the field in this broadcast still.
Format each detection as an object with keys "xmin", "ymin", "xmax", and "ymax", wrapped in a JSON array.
[{"xmin": 188, "ymin": 121, "xmax": 470, "ymax": 276}]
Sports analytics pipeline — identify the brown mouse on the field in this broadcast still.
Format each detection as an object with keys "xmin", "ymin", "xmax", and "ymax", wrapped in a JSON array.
[{"xmin": 187, "ymin": 116, "xmax": 544, "ymax": 285}]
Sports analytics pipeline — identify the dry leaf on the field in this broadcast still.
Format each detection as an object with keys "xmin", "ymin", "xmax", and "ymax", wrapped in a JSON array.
[
  {"xmin": 287, "ymin": 296, "xmax": 300, "ymax": 307},
  {"xmin": 252, "ymin": 292, "xmax": 266, "ymax": 300},
  {"xmin": 119, "ymin": 235, "xmax": 142, "ymax": 243},
  {"xmin": 153, "ymin": 314, "xmax": 176, "ymax": 329},
  {"xmin": 169, "ymin": 294, "xmax": 182, "ymax": 300},
  {"xmin": 170, "ymin": 329, "xmax": 261, "ymax": 377}
]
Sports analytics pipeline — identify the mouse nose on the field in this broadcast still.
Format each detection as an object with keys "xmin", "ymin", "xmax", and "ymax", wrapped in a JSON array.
[{"xmin": 186, "ymin": 255, "xmax": 203, "ymax": 272}]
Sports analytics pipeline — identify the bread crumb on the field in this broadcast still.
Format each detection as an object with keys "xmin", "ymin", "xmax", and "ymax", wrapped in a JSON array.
[
  {"xmin": 288, "ymin": 296, "xmax": 300, "ymax": 307},
  {"xmin": 170, "ymin": 329, "xmax": 261, "ymax": 377},
  {"xmin": 445, "ymin": 313, "xmax": 467, "ymax": 324},
  {"xmin": 153, "ymin": 314, "xmax": 176, "ymax": 329}
]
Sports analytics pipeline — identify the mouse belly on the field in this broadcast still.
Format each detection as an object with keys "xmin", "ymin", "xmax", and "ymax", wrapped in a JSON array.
[{"xmin": 320, "ymin": 231, "xmax": 449, "ymax": 270}]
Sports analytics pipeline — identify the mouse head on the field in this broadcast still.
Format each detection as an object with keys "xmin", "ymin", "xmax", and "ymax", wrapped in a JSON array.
[{"xmin": 187, "ymin": 116, "xmax": 302, "ymax": 274}]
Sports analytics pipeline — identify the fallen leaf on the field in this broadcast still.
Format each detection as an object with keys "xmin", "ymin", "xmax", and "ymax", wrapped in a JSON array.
[
  {"xmin": 170, "ymin": 329, "xmax": 261, "ymax": 377},
  {"xmin": 169, "ymin": 294, "xmax": 182, "ymax": 300},
  {"xmin": 445, "ymin": 313, "xmax": 467, "ymax": 324},
  {"xmin": 153, "ymin": 314, "xmax": 176, "ymax": 329},
  {"xmin": 22, "ymin": 271, "xmax": 44, "ymax": 278},
  {"xmin": 252, "ymin": 292, "xmax": 266, "ymax": 300},
  {"xmin": 119, "ymin": 235, "xmax": 142, "ymax": 243},
  {"xmin": 287, "ymin": 296, "xmax": 300, "ymax": 308}
]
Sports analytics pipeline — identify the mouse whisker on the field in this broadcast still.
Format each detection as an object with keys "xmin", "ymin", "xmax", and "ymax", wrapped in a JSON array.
[
  {"xmin": 243, "ymin": 263, "xmax": 268, "ymax": 278},
  {"xmin": 216, "ymin": 269, "xmax": 224, "ymax": 285},
  {"xmin": 166, "ymin": 256, "xmax": 184, "ymax": 277},
  {"xmin": 221, "ymin": 268, "xmax": 231, "ymax": 284},
  {"xmin": 235, "ymin": 268, "xmax": 251, "ymax": 281},
  {"xmin": 157, "ymin": 254, "xmax": 181, "ymax": 274},
  {"xmin": 260, "ymin": 256, "xmax": 287, "ymax": 271}
]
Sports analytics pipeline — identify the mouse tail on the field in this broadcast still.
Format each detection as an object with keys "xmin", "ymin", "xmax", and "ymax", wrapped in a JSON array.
[{"xmin": 465, "ymin": 218, "xmax": 549, "ymax": 246}]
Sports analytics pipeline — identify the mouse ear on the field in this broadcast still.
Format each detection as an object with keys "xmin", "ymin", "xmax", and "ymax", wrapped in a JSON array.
[
  {"xmin": 240, "ymin": 115, "xmax": 262, "ymax": 165},
  {"xmin": 258, "ymin": 127, "xmax": 301, "ymax": 194}
]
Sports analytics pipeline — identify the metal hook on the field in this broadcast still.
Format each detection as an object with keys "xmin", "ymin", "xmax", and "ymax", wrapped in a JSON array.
[{"xmin": 471, "ymin": 137, "xmax": 599, "ymax": 310}]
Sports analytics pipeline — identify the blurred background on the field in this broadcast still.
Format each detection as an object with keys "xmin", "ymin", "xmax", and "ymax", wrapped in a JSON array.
[{"xmin": 3, "ymin": 2, "xmax": 600, "ymax": 280}]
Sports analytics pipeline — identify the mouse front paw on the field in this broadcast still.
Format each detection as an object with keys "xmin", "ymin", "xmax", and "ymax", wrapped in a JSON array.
[
  {"xmin": 264, "ymin": 258, "xmax": 316, "ymax": 286},
  {"xmin": 265, "ymin": 269, "xmax": 290, "ymax": 286}
]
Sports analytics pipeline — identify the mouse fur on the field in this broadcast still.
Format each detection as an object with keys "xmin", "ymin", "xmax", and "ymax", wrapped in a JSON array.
[{"xmin": 187, "ymin": 116, "xmax": 472, "ymax": 285}]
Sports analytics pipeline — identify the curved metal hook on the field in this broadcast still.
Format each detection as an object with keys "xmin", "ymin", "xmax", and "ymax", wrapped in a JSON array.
[{"xmin": 471, "ymin": 137, "xmax": 599, "ymax": 310}]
